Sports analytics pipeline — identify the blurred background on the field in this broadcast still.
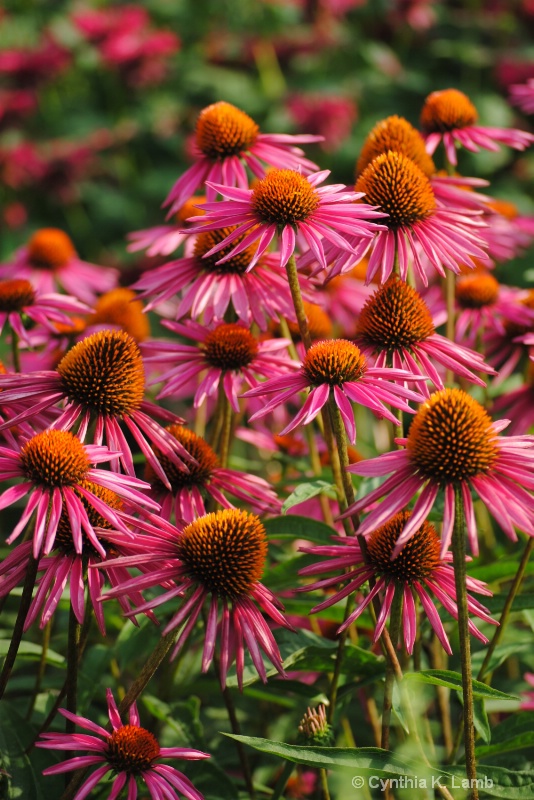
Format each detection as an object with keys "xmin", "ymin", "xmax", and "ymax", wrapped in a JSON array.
[{"xmin": 2, "ymin": 0, "xmax": 534, "ymax": 281}]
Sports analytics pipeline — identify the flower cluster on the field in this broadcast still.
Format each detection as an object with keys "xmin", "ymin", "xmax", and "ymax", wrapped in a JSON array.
[{"xmin": 1, "ymin": 82, "xmax": 534, "ymax": 800}]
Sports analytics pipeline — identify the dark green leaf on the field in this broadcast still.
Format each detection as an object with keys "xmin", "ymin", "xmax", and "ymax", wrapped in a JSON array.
[
  {"xmin": 403, "ymin": 670, "xmax": 519, "ymax": 700},
  {"xmin": 281, "ymin": 482, "xmax": 336, "ymax": 514},
  {"xmin": 264, "ymin": 515, "xmax": 336, "ymax": 544},
  {"xmin": 448, "ymin": 765, "xmax": 534, "ymax": 798}
]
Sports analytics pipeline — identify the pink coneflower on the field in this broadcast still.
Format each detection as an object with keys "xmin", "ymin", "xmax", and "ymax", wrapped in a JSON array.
[
  {"xmin": 145, "ymin": 424, "xmax": 280, "ymax": 522},
  {"xmin": 354, "ymin": 275, "xmax": 495, "ymax": 394},
  {"xmin": 510, "ymin": 79, "xmax": 534, "ymax": 115},
  {"xmin": 345, "ymin": 388, "xmax": 534, "ymax": 557},
  {"xmin": 102, "ymin": 509, "xmax": 292, "ymax": 688},
  {"xmin": 0, "ymin": 485, "xmax": 156, "ymax": 635},
  {"xmin": 286, "ymin": 93, "xmax": 357, "ymax": 152},
  {"xmin": 243, "ymin": 338, "xmax": 427, "ymax": 443},
  {"xmin": 142, "ymin": 319, "xmax": 295, "ymax": 411},
  {"xmin": 0, "ymin": 228, "xmax": 118, "ymax": 304},
  {"xmin": 0, "ymin": 428, "xmax": 157, "ymax": 558},
  {"xmin": 299, "ymin": 511, "xmax": 497, "ymax": 654},
  {"xmin": 127, "ymin": 196, "xmax": 206, "ymax": 257},
  {"xmin": 492, "ymin": 358, "xmax": 534, "ymax": 434},
  {"xmin": 36, "ymin": 688, "xmax": 209, "ymax": 800},
  {"xmin": 0, "ymin": 329, "xmax": 190, "ymax": 488},
  {"xmin": 163, "ymin": 101, "xmax": 321, "ymax": 214},
  {"xmin": 133, "ymin": 225, "xmax": 301, "ymax": 329},
  {"xmin": 454, "ymin": 271, "xmax": 534, "ymax": 347},
  {"xmin": 483, "ymin": 288, "xmax": 534, "ymax": 383},
  {"xmin": 351, "ymin": 151, "xmax": 488, "ymax": 285},
  {"xmin": 420, "ymin": 88, "xmax": 534, "ymax": 166},
  {"xmin": 184, "ymin": 168, "xmax": 385, "ymax": 271},
  {"xmin": 0, "ymin": 278, "xmax": 90, "ymax": 345}
]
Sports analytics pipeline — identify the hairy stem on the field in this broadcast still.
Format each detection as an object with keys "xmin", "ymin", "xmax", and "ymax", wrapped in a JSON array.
[
  {"xmin": 285, "ymin": 253, "xmax": 312, "ymax": 350},
  {"xmin": 452, "ymin": 487, "xmax": 479, "ymax": 799},
  {"xmin": 381, "ymin": 588, "xmax": 403, "ymax": 750},
  {"xmin": 65, "ymin": 605, "xmax": 81, "ymax": 734}
]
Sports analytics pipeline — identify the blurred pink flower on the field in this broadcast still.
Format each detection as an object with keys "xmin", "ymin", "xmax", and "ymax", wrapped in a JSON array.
[
  {"xmin": 286, "ymin": 93, "xmax": 357, "ymax": 151},
  {"xmin": 421, "ymin": 88, "xmax": 534, "ymax": 166}
]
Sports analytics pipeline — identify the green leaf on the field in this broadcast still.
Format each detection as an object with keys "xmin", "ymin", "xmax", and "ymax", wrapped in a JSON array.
[
  {"xmin": 0, "ymin": 641, "xmax": 64, "ymax": 667},
  {"xmin": 0, "ymin": 701, "xmax": 61, "ymax": 799},
  {"xmin": 476, "ymin": 712, "xmax": 534, "ymax": 759},
  {"xmin": 223, "ymin": 735, "xmax": 451, "ymax": 782},
  {"xmin": 483, "ymin": 595, "xmax": 534, "ymax": 614},
  {"xmin": 471, "ymin": 642, "xmax": 532, "ymax": 676},
  {"xmin": 448, "ymin": 765, "xmax": 534, "ymax": 798},
  {"xmin": 469, "ymin": 560, "xmax": 534, "ymax": 584},
  {"xmin": 264, "ymin": 515, "xmax": 336, "ymax": 544},
  {"xmin": 226, "ymin": 628, "xmax": 382, "ymax": 688},
  {"xmin": 281, "ymin": 482, "xmax": 336, "ymax": 514},
  {"xmin": 403, "ymin": 670, "xmax": 519, "ymax": 700},
  {"xmin": 473, "ymin": 697, "xmax": 491, "ymax": 744}
]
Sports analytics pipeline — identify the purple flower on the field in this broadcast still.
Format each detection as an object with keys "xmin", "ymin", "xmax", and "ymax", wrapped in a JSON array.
[
  {"xmin": 142, "ymin": 319, "xmax": 296, "ymax": 412},
  {"xmin": 0, "ymin": 228, "xmax": 118, "ymax": 304},
  {"xmin": 243, "ymin": 338, "xmax": 427, "ymax": 444},
  {"xmin": 354, "ymin": 274, "xmax": 496, "ymax": 394},
  {"xmin": 183, "ymin": 168, "xmax": 385, "ymax": 271},
  {"xmin": 37, "ymin": 688, "xmax": 209, "ymax": 800},
  {"xmin": 345, "ymin": 388, "xmax": 534, "ymax": 557},
  {"xmin": 0, "ymin": 428, "xmax": 156, "ymax": 557},
  {"xmin": 163, "ymin": 101, "xmax": 322, "ymax": 215},
  {"xmin": 0, "ymin": 329, "xmax": 190, "ymax": 488},
  {"xmin": 299, "ymin": 511, "xmax": 497, "ymax": 654},
  {"xmin": 102, "ymin": 509, "xmax": 292, "ymax": 689},
  {"xmin": 421, "ymin": 88, "xmax": 534, "ymax": 166}
]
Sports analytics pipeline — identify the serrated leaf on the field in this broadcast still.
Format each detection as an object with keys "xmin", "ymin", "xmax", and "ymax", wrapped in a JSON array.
[
  {"xmin": 403, "ymin": 670, "xmax": 519, "ymax": 700},
  {"xmin": 264, "ymin": 515, "xmax": 336, "ymax": 544},
  {"xmin": 281, "ymin": 482, "xmax": 336, "ymax": 514}
]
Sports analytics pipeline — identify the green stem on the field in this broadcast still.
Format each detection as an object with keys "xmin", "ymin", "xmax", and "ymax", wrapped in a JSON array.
[
  {"xmin": 445, "ymin": 271, "xmax": 456, "ymax": 387},
  {"xmin": 319, "ymin": 768, "xmax": 331, "ymax": 800},
  {"xmin": 0, "ymin": 555, "xmax": 39, "ymax": 700},
  {"xmin": 211, "ymin": 645, "xmax": 256, "ymax": 800},
  {"xmin": 278, "ymin": 315, "xmax": 334, "ymax": 526},
  {"xmin": 381, "ymin": 588, "xmax": 403, "ymax": 750},
  {"xmin": 25, "ymin": 620, "xmax": 51, "ymax": 720},
  {"xmin": 27, "ymin": 609, "xmax": 92, "ymax": 751},
  {"xmin": 218, "ymin": 390, "xmax": 233, "ymax": 469},
  {"xmin": 65, "ymin": 605, "xmax": 81, "ymax": 734},
  {"xmin": 270, "ymin": 761, "xmax": 294, "ymax": 800},
  {"xmin": 60, "ymin": 629, "xmax": 178, "ymax": 800},
  {"xmin": 285, "ymin": 253, "xmax": 312, "ymax": 351},
  {"xmin": 451, "ymin": 535, "xmax": 534, "ymax": 762},
  {"xmin": 452, "ymin": 487, "xmax": 479, "ymax": 800},
  {"xmin": 10, "ymin": 328, "xmax": 21, "ymax": 373}
]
